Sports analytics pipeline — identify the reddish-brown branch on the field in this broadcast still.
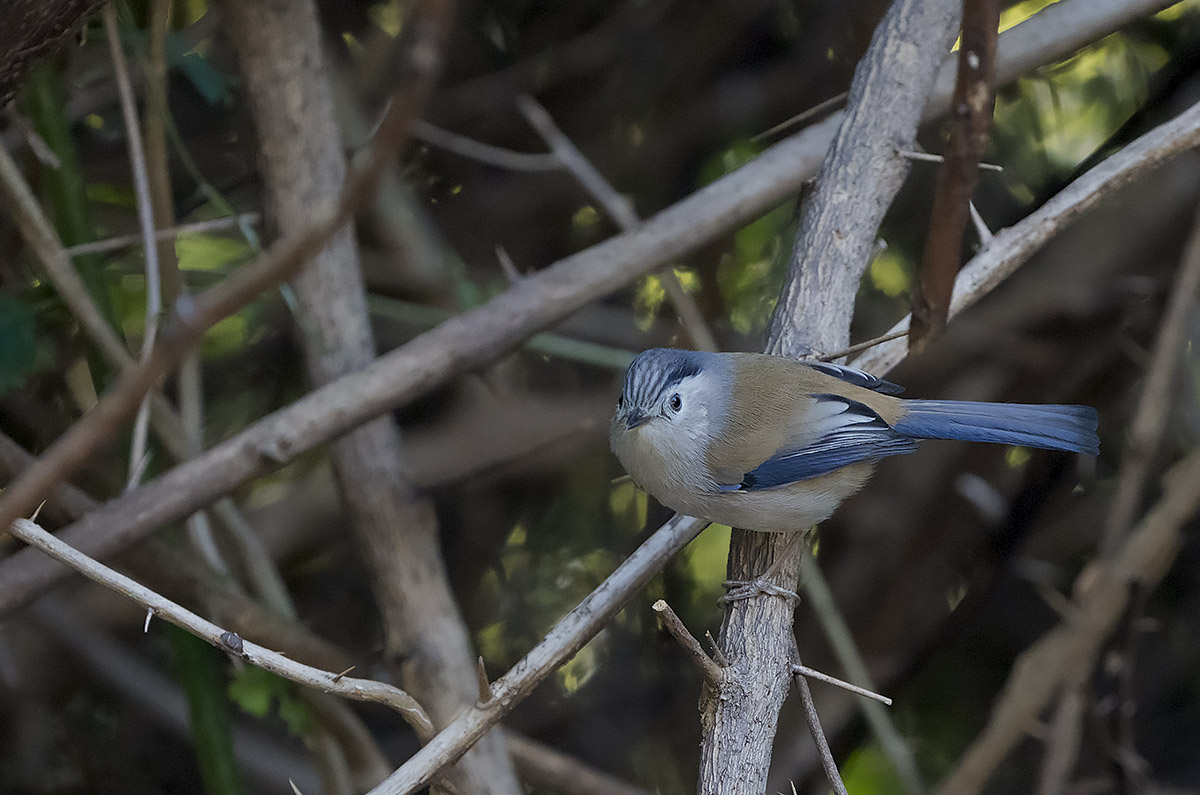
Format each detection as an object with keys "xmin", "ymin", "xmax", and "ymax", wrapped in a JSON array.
[{"xmin": 909, "ymin": 0, "xmax": 999, "ymax": 354}]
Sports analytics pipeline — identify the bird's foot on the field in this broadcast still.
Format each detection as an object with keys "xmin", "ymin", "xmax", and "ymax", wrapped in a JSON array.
[{"xmin": 719, "ymin": 578, "xmax": 800, "ymax": 606}]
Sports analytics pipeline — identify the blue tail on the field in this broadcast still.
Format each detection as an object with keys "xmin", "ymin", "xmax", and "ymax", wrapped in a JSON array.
[{"xmin": 892, "ymin": 400, "xmax": 1099, "ymax": 455}]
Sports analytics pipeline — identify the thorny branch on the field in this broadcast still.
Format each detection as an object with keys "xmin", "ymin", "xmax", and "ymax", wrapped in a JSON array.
[{"xmin": 4, "ymin": 518, "xmax": 438, "ymax": 739}]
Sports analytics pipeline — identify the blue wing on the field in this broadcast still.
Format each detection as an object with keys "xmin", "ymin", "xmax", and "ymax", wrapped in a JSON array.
[
  {"xmin": 803, "ymin": 362, "xmax": 905, "ymax": 395},
  {"xmin": 718, "ymin": 395, "xmax": 916, "ymax": 491}
]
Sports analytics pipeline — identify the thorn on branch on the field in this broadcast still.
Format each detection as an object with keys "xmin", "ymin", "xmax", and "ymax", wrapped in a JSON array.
[
  {"xmin": 896, "ymin": 149, "xmax": 1002, "ymax": 172},
  {"xmin": 477, "ymin": 656, "xmax": 494, "ymax": 703}
]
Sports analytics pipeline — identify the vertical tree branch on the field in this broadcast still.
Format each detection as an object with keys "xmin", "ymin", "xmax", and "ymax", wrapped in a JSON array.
[
  {"xmin": 700, "ymin": 1, "xmax": 962, "ymax": 793},
  {"xmin": 216, "ymin": 0, "xmax": 519, "ymax": 792},
  {"xmin": 909, "ymin": 0, "xmax": 999, "ymax": 354}
]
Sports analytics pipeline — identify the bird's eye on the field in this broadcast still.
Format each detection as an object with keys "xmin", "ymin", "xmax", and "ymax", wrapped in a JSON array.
[
  {"xmin": 669, "ymin": 393, "xmax": 682, "ymax": 412},
  {"xmin": 617, "ymin": 395, "xmax": 625, "ymax": 409}
]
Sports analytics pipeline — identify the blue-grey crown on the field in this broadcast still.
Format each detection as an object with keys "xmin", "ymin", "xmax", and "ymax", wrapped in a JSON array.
[{"xmin": 622, "ymin": 348, "xmax": 706, "ymax": 408}]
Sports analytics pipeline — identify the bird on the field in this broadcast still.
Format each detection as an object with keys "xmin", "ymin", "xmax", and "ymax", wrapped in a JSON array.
[{"xmin": 610, "ymin": 348, "xmax": 1099, "ymax": 534}]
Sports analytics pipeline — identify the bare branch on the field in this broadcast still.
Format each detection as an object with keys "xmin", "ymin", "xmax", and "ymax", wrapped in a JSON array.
[
  {"xmin": 102, "ymin": 4, "xmax": 162, "ymax": 491},
  {"xmin": 63, "ymin": 213, "xmax": 261, "ymax": 257},
  {"xmin": 5, "ymin": 518, "xmax": 438, "ymax": 740},
  {"xmin": 413, "ymin": 119, "xmax": 560, "ymax": 171},
  {"xmin": 652, "ymin": 599, "xmax": 724, "ymax": 687},
  {"xmin": 909, "ymin": 0, "xmax": 999, "ymax": 353},
  {"xmin": 792, "ymin": 666, "xmax": 849, "ymax": 795},
  {"xmin": 790, "ymin": 663, "xmax": 892, "ymax": 705}
]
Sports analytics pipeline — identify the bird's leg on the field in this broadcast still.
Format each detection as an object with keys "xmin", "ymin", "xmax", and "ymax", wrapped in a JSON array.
[{"xmin": 719, "ymin": 529, "xmax": 809, "ymax": 605}]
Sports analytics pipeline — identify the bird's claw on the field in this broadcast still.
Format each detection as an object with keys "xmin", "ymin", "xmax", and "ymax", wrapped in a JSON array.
[{"xmin": 719, "ymin": 579, "xmax": 800, "ymax": 606}]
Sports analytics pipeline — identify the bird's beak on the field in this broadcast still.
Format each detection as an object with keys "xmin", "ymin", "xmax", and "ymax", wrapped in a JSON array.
[{"xmin": 625, "ymin": 411, "xmax": 651, "ymax": 430}]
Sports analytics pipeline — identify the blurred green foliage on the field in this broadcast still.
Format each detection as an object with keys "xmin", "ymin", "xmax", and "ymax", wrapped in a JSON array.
[
  {"xmin": 0, "ymin": 295, "xmax": 38, "ymax": 396},
  {"xmin": 228, "ymin": 666, "xmax": 314, "ymax": 738}
]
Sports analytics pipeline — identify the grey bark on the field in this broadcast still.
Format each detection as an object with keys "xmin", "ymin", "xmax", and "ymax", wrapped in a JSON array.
[
  {"xmin": 0, "ymin": 0, "xmax": 102, "ymax": 106},
  {"xmin": 216, "ymin": 1, "xmax": 521, "ymax": 793},
  {"xmin": 698, "ymin": 0, "xmax": 963, "ymax": 792}
]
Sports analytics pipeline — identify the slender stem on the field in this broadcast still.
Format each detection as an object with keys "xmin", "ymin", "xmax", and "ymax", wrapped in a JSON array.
[
  {"xmin": 6, "ymin": 518, "xmax": 438, "ymax": 739},
  {"xmin": 793, "ymin": 668, "xmax": 849, "ymax": 795}
]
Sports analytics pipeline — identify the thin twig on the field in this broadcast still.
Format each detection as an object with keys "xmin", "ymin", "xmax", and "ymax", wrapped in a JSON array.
[
  {"xmin": 413, "ymin": 119, "xmax": 560, "ymax": 171},
  {"xmin": 516, "ymin": 94, "xmax": 718, "ymax": 353},
  {"xmin": 752, "ymin": 92, "xmax": 849, "ymax": 142},
  {"xmin": 1036, "ymin": 679, "xmax": 1086, "ymax": 795},
  {"xmin": 705, "ymin": 630, "xmax": 730, "ymax": 667},
  {"xmin": 968, "ymin": 200, "xmax": 994, "ymax": 244},
  {"xmin": 792, "ymin": 667, "xmax": 849, "ymax": 795},
  {"xmin": 1099, "ymin": 201, "xmax": 1200, "ymax": 556},
  {"xmin": 64, "ymin": 213, "xmax": 261, "ymax": 257},
  {"xmin": 476, "ymin": 657, "xmax": 493, "ymax": 703},
  {"xmin": 652, "ymin": 599, "xmax": 724, "ymax": 686},
  {"xmin": 104, "ymin": 4, "xmax": 162, "ymax": 491},
  {"xmin": 5, "ymin": 517, "xmax": 438, "ymax": 739},
  {"xmin": 6, "ymin": 109, "xmax": 61, "ymax": 168},
  {"xmin": 791, "ymin": 663, "xmax": 892, "ymax": 705},
  {"xmin": 817, "ymin": 330, "xmax": 908, "ymax": 362},
  {"xmin": 896, "ymin": 149, "xmax": 1002, "ymax": 171},
  {"xmin": 495, "ymin": 245, "xmax": 521, "ymax": 284}
]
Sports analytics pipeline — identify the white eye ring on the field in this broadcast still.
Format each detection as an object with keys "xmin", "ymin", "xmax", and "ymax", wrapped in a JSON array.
[{"xmin": 669, "ymin": 393, "xmax": 682, "ymax": 412}]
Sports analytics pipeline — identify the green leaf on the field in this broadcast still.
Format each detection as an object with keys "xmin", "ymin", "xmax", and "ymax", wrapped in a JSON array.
[
  {"xmin": 275, "ymin": 690, "xmax": 315, "ymax": 737},
  {"xmin": 227, "ymin": 666, "xmax": 277, "ymax": 717},
  {"xmin": 227, "ymin": 666, "xmax": 314, "ymax": 737}
]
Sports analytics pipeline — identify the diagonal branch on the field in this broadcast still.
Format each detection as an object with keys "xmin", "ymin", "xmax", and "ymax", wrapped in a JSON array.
[{"xmin": 5, "ymin": 518, "xmax": 438, "ymax": 739}]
